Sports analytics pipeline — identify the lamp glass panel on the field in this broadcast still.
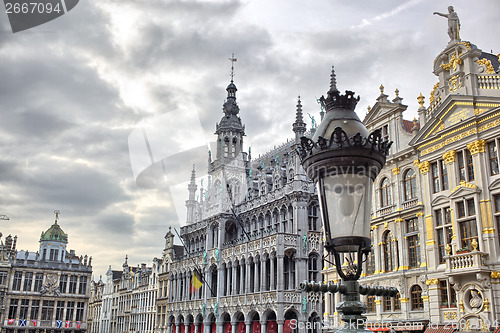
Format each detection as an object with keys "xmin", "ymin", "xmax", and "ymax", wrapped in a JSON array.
[{"xmin": 321, "ymin": 174, "xmax": 372, "ymax": 240}]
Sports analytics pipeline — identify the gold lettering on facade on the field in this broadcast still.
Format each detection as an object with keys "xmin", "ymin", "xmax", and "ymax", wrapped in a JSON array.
[{"xmin": 448, "ymin": 108, "xmax": 470, "ymax": 126}]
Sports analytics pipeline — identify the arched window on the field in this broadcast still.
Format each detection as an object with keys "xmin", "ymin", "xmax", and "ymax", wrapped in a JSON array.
[
  {"xmin": 224, "ymin": 137, "xmax": 230, "ymax": 157},
  {"xmin": 308, "ymin": 253, "xmax": 319, "ymax": 281},
  {"xmin": 380, "ymin": 178, "xmax": 392, "ymax": 207},
  {"xmin": 404, "ymin": 169, "xmax": 417, "ymax": 201},
  {"xmin": 210, "ymin": 266, "xmax": 217, "ymax": 298},
  {"xmin": 308, "ymin": 205, "xmax": 319, "ymax": 231},
  {"xmin": 383, "ymin": 232, "xmax": 396, "ymax": 272},
  {"xmin": 284, "ymin": 251, "xmax": 296, "ymax": 290},
  {"xmin": 410, "ymin": 285, "xmax": 423, "ymax": 310}
]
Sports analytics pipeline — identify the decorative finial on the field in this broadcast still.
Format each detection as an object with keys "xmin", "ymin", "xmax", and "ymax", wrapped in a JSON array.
[
  {"xmin": 54, "ymin": 210, "xmax": 60, "ymax": 223},
  {"xmin": 379, "ymin": 84, "xmax": 384, "ymax": 94},
  {"xmin": 417, "ymin": 93, "xmax": 425, "ymax": 107},
  {"xmin": 228, "ymin": 53, "xmax": 237, "ymax": 82},
  {"xmin": 367, "ymin": 105, "xmax": 371, "ymax": 112},
  {"xmin": 395, "ymin": 88, "xmax": 399, "ymax": 97},
  {"xmin": 329, "ymin": 66, "xmax": 337, "ymax": 92}
]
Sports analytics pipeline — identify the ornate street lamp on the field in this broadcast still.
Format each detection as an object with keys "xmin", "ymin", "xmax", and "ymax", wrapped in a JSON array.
[{"xmin": 298, "ymin": 70, "xmax": 397, "ymax": 332}]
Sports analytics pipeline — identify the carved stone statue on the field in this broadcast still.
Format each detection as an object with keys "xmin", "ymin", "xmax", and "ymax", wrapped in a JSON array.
[
  {"xmin": 469, "ymin": 289, "xmax": 483, "ymax": 309},
  {"xmin": 434, "ymin": 6, "xmax": 460, "ymax": 42}
]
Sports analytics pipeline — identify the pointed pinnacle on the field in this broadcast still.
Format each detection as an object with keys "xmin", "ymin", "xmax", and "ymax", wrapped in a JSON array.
[{"xmin": 330, "ymin": 66, "xmax": 338, "ymax": 91}]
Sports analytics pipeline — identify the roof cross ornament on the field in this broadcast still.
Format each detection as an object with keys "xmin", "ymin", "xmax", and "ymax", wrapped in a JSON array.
[
  {"xmin": 228, "ymin": 53, "xmax": 237, "ymax": 82},
  {"xmin": 54, "ymin": 210, "xmax": 60, "ymax": 223}
]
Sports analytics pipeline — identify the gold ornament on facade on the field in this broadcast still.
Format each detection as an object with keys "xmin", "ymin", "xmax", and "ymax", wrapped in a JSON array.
[
  {"xmin": 421, "ymin": 295, "xmax": 429, "ymax": 301},
  {"xmin": 471, "ymin": 238, "xmax": 478, "ymax": 251},
  {"xmin": 395, "ymin": 88, "xmax": 399, "ymax": 97},
  {"xmin": 445, "ymin": 243, "xmax": 452, "ymax": 255},
  {"xmin": 444, "ymin": 312, "xmax": 458, "ymax": 320},
  {"xmin": 416, "ymin": 212, "xmax": 424, "ymax": 217},
  {"xmin": 475, "ymin": 58, "xmax": 495, "ymax": 74},
  {"xmin": 459, "ymin": 299, "xmax": 464, "ymax": 312},
  {"xmin": 442, "ymin": 150, "xmax": 456, "ymax": 164},
  {"xmin": 395, "ymin": 218, "xmax": 404, "ymax": 223},
  {"xmin": 483, "ymin": 298, "xmax": 490, "ymax": 312},
  {"xmin": 451, "ymin": 180, "xmax": 478, "ymax": 193},
  {"xmin": 490, "ymin": 271, "xmax": 500, "ymax": 279},
  {"xmin": 435, "ymin": 123, "xmax": 445, "ymax": 133},
  {"xmin": 417, "ymin": 161, "xmax": 430, "ymax": 174},
  {"xmin": 467, "ymin": 139, "xmax": 486, "ymax": 155},
  {"xmin": 379, "ymin": 84, "xmax": 384, "ymax": 94},
  {"xmin": 426, "ymin": 279, "xmax": 439, "ymax": 285},
  {"xmin": 384, "ymin": 221, "xmax": 388, "ymax": 229},
  {"xmin": 441, "ymin": 53, "xmax": 463, "ymax": 71},
  {"xmin": 429, "ymin": 83, "xmax": 439, "ymax": 103},
  {"xmin": 449, "ymin": 74, "xmax": 462, "ymax": 92},
  {"xmin": 459, "ymin": 41, "xmax": 472, "ymax": 50},
  {"xmin": 367, "ymin": 105, "xmax": 371, "ymax": 113},
  {"xmin": 392, "ymin": 167, "xmax": 400, "ymax": 175},
  {"xmin": 417, "ymin": 93, "xmax": 425, "ymax": 107}
]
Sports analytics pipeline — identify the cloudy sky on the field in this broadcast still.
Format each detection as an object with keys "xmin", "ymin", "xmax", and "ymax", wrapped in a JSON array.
[{"xmin": 0, "ymin": 0, "xmax": 499, "ymax": 278}]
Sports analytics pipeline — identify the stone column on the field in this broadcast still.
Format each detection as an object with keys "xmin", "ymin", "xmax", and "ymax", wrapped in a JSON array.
[
  {"xmin": 186, "ymin": 323, "xmax": 190, "ymax": 333},
  {"xmin": 239, "ymin": 264, "xmax": 244, "ymax": 295},
  {"xmin": 219, "ymin": 265, "xmax": 226, "ymax": 297},
  {"xmin": 232, "ymin": 263, "xmax": 238, "ymax": 295},
  {"xmin": 216, "ymin": 320, "xmax": 224, "ymax": 333},
  {"xmin": 231, "ymin": 321, "xmax": 237, "ymax": 333},
  {"xmin": 260, "ymin": 258, "xmax": 266, "ymax": 292},
  {"xmin": 270, "ymin": 255, "xmax": 275, "ymax": 290},
  {"xmin": 254, "ymin": 260, "xmax": 259, "ymax": 293},
  {"xmin": 260, "ymin": 320, "xmax": 267, "ymax": 333},
  {"xmin": 245, "ymin": 261, "xmax": 251, "ymax": 293},
  {"xmin": 245, "ymin": 321, "xmax": 251, "ymax": 333},
  {"xmin": 276, "ymin": 255, "xmax": 284, "ymax": 291},
  {"xmin": 277, "ymin": 320, "xmax": 284, "ymax": 333}
]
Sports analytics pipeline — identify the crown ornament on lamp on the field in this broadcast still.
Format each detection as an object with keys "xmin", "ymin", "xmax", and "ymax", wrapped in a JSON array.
[{"xmin": 297, "ymin": 73, "xmax": 392, "ymax": 281}]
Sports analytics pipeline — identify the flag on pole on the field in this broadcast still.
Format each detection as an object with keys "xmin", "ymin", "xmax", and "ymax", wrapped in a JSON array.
[
  {"xmin": 190, "ymin": 269, "xmax": 203, "ymax": 293},
  {"xmin": 66, "ymin": 320, "xmax": 71, "ymax": 328},
  {"xmin": 20, "ymin": 319, "xmax": 26, "ymax": 327},
  {"xmin": 32, "ymin": 319, "xmax": 37, "ymax": 327},
  {"xmin": 57, "ymin": 320, "xmax": 63, "ymax": 328},
  {"xmin": 77, "ymin": 321, "xmax": 81, "ymax": 329},
  {"xmin": 8, "ymin": 319, "xmax": 14, "ymax": 325}
]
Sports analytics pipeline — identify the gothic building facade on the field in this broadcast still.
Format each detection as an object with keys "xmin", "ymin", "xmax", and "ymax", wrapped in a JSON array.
[
  {"xmin": 0, "ymin": 214, "xmax": 92, "ymax": 333},
  {"xmin": 323, "ymin": 17, "xmax": 500, "ymax": 332},
  {"xmin": 156, "ymin": 75, "xmax": 324, "ymax": 333}
]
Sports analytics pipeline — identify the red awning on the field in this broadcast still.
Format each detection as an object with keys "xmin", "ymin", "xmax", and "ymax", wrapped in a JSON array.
[
  {"xmin": 423, "ymin": 325, "xmax": 456, "ymax": 333},
  {"xmin": 394, "ymin": 325, "xmax": 424, "ymax": 331}
]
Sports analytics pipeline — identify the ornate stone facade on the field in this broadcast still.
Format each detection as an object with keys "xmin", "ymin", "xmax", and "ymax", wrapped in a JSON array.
[
  {"xmin": 324, "ymin": 13, "xmax": 500, "ymax": 332},
  {"xmin": 0, "ymin": 215, "xmax": 92, "ymax": 333},
  {"xmin": 156, "ymin": 79, "xmax": 323, "ymax": 333}
]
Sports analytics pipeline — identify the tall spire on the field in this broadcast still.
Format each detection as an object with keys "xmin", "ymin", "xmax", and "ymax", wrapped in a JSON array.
[
  {"xmin": 329, "ymin": 66, "xmax": 338, "ymax": 92},
  {"xmin": 186, "ymin": 165, "xmax": 198, "ymax": 224},
  {"xmin": 292, "ymin": 96, "xmax": 307, "ymax": 143}
]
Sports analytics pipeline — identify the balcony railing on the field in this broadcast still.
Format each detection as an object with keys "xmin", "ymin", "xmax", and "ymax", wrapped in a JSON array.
[
  {"xmin": 445, "ymin": 251, "xmax": 488, "ymax": 274},
  {"xmin": 403, "ymin": 198, "xmax": 419, "ymax": 209}
]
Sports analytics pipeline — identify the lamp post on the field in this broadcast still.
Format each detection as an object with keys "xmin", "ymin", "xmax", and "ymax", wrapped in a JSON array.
[{"xmin": 298, "ymin": 70, "xmax": 397, "ymax": 333}]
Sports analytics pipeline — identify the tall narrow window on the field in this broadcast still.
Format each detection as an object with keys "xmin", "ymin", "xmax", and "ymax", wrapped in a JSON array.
[
  {"xmin": 12, "ymin": 271, "xmax": 22, "ymax": 291},
  {"xmin": 30, "ymin": 300, "xmax": 40, "ymax": 320},
  {"xmin": 436, "ymin": 208, "xmax": 453, "ymax": 263},
  {"xmin": 75, "ymin": 302, "xmax": 85, "ymax": 321},
  {"xmin": 383, "ymin": 232, "xmax": 395, "ymax": 272},
  {"xmin": 488, "ymin": 141, "xmax": 499, "ymax": 175},
  {"xmin": 19, "ymin": 299, "xmax": 29, "ymax": 319},
  {"xmin": 441, "ymin": 160, "xmax": 449, "ymax": 190},
  {"xmin": 404, "ymin": 169, "xmax": 416, "ymax": 201},
  {"xmin": 457, "ymin": 198, "xmax": 478, "ymax": 250},
  {"xmin": 79, "ymin": 276, "xmax": 87, "ymax": 294},
  {"xmin": 366, "ymin": 296, "xmax": 376, "ymax": 313},
  {"xmin": 23, "ymin": 272, "xmax": 33, "ymax": 291},
  {"xmin": 439, "ymin": 280, "xmax": 457, "ymax": 308},
  {"xmin": 495, "ymin": 195, "xmax": 500, "ymax": 247},
  {"xmin": 308, "ymin": 254, "xmax": 319, "ymax": 281},
  {"xmin": 410, "ymin": 285, "xmax": 423, "ymax": 310},
  {"xmin": 9, "ymin": 299, "xmax": 19, "ymax": 319},
  {"xmin": 68, "ymin": 275, "xmax": 78, "ymax": 294},
  {"xmin": 308, "ymin": 205, "xmax": 319, "ymax": 231},
  {"xmin": 458, "ymin": 150, "xmax": 475, "ymax": 182},
  {"xmin": 34, "ymin": 273, "xmax": 43, "ymax": 292},
  {"xmin": 41, "ymin": 300, "xmax": 54, "ymax": 320},
  {"xmin": 380, "ymin": 178, "xmax": 391, "ymax": 207},
  {"xmin": 55, "ymin": 301, "xmax": 65, "ymax": 320},
  {"xmin": 59, "ymin": 275, "xmax": 68, "ymax": 293},
  {"xmin": 65, "ymin": 301, "xmax": 75, "ymax": 321},
  {"xmin": 406, "ymin": 218, "xmax": 420, "ymax": 268},
  {"xmin": 432, "ymin": 162, "xmax": 440, "ymax": 193}
]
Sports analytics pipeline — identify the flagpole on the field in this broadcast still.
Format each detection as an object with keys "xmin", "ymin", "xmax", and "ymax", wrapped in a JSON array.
[{"xmin": 173, "ymin": 228, "xmax": 215, "ymax": 297}]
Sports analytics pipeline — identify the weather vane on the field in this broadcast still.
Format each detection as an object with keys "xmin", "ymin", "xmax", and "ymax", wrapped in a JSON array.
[
  {"xmin": 54, "ymin": 210, "xmax": 60, "ymax": 222},
  {"xmin": 229, "ymin": 53, "xmax": 237, "ymax": 82}
]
